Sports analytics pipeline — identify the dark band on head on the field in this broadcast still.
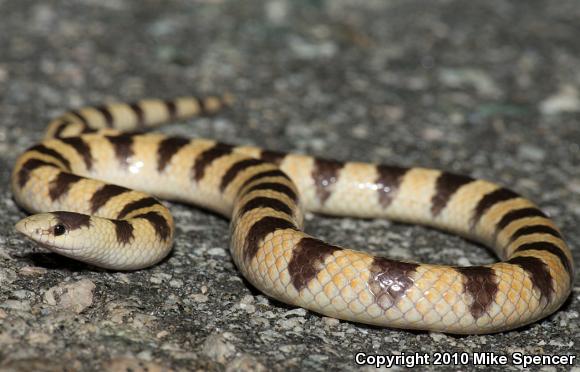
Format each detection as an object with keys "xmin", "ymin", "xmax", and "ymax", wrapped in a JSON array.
[{"xmin": 52, "ymin": 211, "xmax": 91, "ymax": 231}]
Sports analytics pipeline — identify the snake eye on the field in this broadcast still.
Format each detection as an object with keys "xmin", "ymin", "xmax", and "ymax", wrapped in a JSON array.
[{"xmin": 53, "ymin": 224, "xmax": 66, "ymax": 236}]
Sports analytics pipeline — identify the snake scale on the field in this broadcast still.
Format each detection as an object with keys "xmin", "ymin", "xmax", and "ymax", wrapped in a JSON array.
[{"xmin": 11, "ymin": 95, "xmax": 573, "ymax": 334}]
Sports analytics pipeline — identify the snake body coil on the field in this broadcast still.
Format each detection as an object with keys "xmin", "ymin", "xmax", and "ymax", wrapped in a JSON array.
[{"xmin": 12, "ymin": 96, "xmax": 574, "ymax": 334}]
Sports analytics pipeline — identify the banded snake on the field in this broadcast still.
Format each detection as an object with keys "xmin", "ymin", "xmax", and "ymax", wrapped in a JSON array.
[{"xmin": 12, "ymin": 95, "xmax": 574, "ymax": 334}]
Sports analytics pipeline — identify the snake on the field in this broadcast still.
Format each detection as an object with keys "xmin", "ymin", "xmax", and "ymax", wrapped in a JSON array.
[{"xmin": 11, "ymin": 95, "xmax": 574, "ymax": 334}]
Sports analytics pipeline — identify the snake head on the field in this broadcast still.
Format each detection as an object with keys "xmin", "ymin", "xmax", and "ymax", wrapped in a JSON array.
[{"xmin": 15, "ymin": 211, "xmax": 91, "ymax": 253}]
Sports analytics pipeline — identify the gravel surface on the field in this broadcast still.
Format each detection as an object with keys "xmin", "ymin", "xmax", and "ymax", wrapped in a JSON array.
[{"xmin": 0, "ymin": 1, "xmax": 579, "ymax": 371}]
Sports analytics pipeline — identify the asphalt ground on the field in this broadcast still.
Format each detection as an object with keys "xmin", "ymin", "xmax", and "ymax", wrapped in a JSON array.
[{"xmin": 0, "ymin": 1, "xmax": 578, "ymax": 371}]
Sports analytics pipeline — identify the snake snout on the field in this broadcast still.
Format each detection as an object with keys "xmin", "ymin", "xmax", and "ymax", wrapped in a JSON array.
[
  {"xmin": 15, "ymin": 218, "xmax": 29, "ymax": 236},
  {"xmin": 15, "ymin": 214, "xmax": 57, "ymax": 242}
]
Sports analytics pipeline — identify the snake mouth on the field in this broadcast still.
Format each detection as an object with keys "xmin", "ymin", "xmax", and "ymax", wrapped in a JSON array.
[{"xmin": 23, "ymin": 236, "xmax": 79, "ymax": 253}]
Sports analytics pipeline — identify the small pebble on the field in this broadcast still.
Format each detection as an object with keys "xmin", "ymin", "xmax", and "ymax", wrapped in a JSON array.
[
  {"xmin": 27, "ymin": 331, "xmax": 51, "ymax": 344},
  {"xmin": 277, "ymin": 318, "xmax": 303, "ymax": 330},
  {"xmin": 429, "ymin": 332, "xmax": 448, "ymax": 342},
  {"xmin": 149, "ymin": 273, "xmax": 172, "ymax": 284},
  {"xmin": 323, "ymin": 317, "xmax": 340, "ymax": 327},
  {"xmin": 0, "ymin": 299, "xmax": 31, "ymax": 312},
  {"xmin": 240, "ymin": 294, "xmax": 254, "ymax": 304},
  {"xmin": 283, "ymin": 308, "xmax": 307, "ymax": 317},
  {"xmin": 567, "ymin": 179, "xmax": 580, "ymax": 194},
  {"xmin": 43, "ymin": 279, "xmax": 96, "ymax": 314},
  {"xmin": 279, "ymin": 344, "xmax": 294, "ymax": 353},
  {"xmin": 136, "ymin": 350, "xmax": 153, "ymax": 361},
  {"xmin": 308, "ymin": 354, "xmax": 329, "ymax": 362},
  {"xmin": 103, "ymin": 357, "xmax": 171, "ymax": 372},
  {"xmin": 12, "ymin": 289, "xmax": 33, "ymax": 300},
  {"xmin": 225, "ymin": 354, "xmax": 267, "ymax": 372},
  {"xmin": 190, "ymin": 293, "xmax": 209, "ymax": 303},
  {"xmin": 0, "ymin": 268, "xmax": 17, "ymax": 285},
  {"xmin": 0, "ymin": 65, "xmax": 8, "ymax": 82},
  {"xmin": 207, "ymin": 247, "xmax": 227, "ymax": 256},
  {"xmin": 518, "ymin": 144, "xmax": 545, "ymax": 161},
  {"xmin": 540, "ymin": 85, "xmax": 580, "ymax": 114},
  {"xmin": 239, "ymin": 303, "xmax": 256, "ymax": 314},
  {"xmin": 202, "ymin": 333, "xmax": 236, "ymax": 363},
  {"xmin": 156, "ymin": 330, "xmax": 170, "ymax": 339},
  {"xmin": 19, "ymin": 266, "xmax": 47, "ymax": 276}
]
